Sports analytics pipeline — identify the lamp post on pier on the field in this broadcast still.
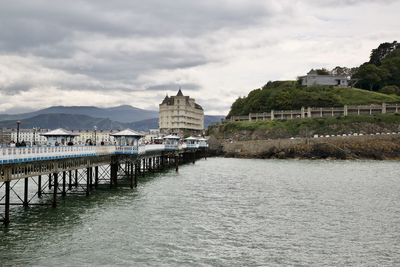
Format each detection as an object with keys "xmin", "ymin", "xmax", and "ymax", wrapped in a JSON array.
[
  {"xmin": 16, "ymin": 120, "xmax": 21, "ymax": 146},
  {"xmin": 94, "ymin": 126, "xmax": 97, "ymax": 146},
  {"xmin": 33, "ymin": 127, "xmax": 38, "ymax": 146}
]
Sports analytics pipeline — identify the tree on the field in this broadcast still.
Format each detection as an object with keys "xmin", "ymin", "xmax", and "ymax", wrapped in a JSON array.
[
  {"xmin": 380, "ymin": 49, "xmax": 400, "ymax": 87},
  {"xmin": 369, "ymin": 41, "xmax": 399, "ymax": 65},
  {"xmin": 227, "ymin": 97, "xmax": 246, "ymax": 117},
  {"xmin": 353, "ymin": 63, "xmax": 388, "ymax": 91},
  {"xmin": 331, "ymin": 66, "xmax": 357, "ymax": 77},
  {"xmin": 315, "ymin": 68, "xmax": 330, "ymax": 75},
  {"xmin": 379, "ymin": 85, "xmax": 400, "ymax": 95}
]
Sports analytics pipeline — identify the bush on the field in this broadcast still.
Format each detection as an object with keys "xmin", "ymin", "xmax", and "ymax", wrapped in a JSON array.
[{"xmin": 379, "ymin": 85, "xmax": 400, "ymax": 95}]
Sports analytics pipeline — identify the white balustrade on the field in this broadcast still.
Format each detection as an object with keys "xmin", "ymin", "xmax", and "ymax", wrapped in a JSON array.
[
  {"xmin": 0, "ymin": 141, "xmax": 207, "ymax": 164},
  {"xmin": 185, "ymin": 144, "xmax": 199, "ymax": 149},
  {"xmin": 144, "ymin": 144, "xmax": 165, "ymax": 152}
]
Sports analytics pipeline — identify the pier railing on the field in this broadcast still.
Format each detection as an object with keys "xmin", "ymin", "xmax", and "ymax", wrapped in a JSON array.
[
  {"xmin": 0, "ymin": 143, "xmax": 203, "ymax": 165},
  {"xmin": 0, "ymin": 145, "xmax": 117, "ymax": 164}
]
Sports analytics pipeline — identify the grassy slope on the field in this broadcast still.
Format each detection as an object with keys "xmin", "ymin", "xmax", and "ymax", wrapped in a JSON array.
[
  {"xmin": 332, "ymin": 87, "xmax": 400, "ymax": 105},
  {"xmin": 210, "ymin": 114, "xmax": 400, "ymax": 139}
]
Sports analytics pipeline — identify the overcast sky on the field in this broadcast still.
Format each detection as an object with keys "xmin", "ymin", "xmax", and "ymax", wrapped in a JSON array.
[{"xmin": 0, "ymin": 0, "xmax": 399, "ymax": 115}]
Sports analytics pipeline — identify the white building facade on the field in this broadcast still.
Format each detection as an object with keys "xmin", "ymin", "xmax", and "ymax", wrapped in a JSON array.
[
  {"xmin": 9, "ymin": 129, "xmax": 118, "ymax": 146},
  {"xmin": 159, "ymin": 89, "xmax": 204, "ymax": 135},
  {"xmin": 72, "ymin": 130, "xmax": 116, "ymax": 145},
  {"xmin": 300, "ymin": 70, "xmax": 349, "ymax": 87},
  {"xmin": 11, "ymin": 128, "xmax": 49, "ymax": 145}
]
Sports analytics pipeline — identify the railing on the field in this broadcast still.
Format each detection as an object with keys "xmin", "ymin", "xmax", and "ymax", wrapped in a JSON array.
[
  {"xmin": 0, "ymin": 145, "xmax": 116, "ymax": 164},
  {"xmin": 228, "ymin": 103, "xmax": 400, "ymax": 122},
  {"xmin": 115, "ymin": 146, "xmax": 137, "ymax": 155},
  {"xmin": 142, "ymin": 144, "xmax": 165, "ymax": 153},
  {"xmin": 186, "ymin": 144, "xmax": 199, "ymax": 149},
  {"xmin": 0, "ymin": 142, "xmax": 207, "ymax": 165},
  {"xmin": 199, "ymin": 143, "xmax": 209, "ymax": 148},
  {"xmin": 165, "ymin": 144, "xmax": 179, "ymax": 150}
]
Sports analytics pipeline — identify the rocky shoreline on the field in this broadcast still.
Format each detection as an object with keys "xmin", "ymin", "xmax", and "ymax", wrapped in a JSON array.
[{"xmin": 208, "ymin": 134, "xmax": 400, "ymax": 160}]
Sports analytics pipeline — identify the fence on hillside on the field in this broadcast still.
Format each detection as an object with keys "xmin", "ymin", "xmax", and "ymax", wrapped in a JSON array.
[{"xmin": 228, "ymin": 103, "xmax": 400, "ymax": 122}]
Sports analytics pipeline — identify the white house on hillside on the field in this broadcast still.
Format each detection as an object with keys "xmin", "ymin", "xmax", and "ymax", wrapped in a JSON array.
[{"xmin": 299, "ymin": 69, "xmax": 349, "ymax": 87}]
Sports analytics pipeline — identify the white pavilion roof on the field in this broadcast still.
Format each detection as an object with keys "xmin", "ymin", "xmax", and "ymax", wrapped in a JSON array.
[
  {"xmin": 41, "ymin": 128, "xmax": 79, "ymax": 136},
  {"xmin": 163, "ymin": 135, "xmax": 180, "ymax": 140},
  {"xmin": 185, "ymin": 136, "xmax": 198, "ymax": 141},
  {"xmin": 110, "ymin": 128, "xmax": 143, "ymax": 137}
]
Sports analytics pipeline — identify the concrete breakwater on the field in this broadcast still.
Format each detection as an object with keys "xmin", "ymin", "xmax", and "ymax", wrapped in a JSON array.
[{"xmin": 209, "ymin": 134, "xmax": 400, "ymax": 160}]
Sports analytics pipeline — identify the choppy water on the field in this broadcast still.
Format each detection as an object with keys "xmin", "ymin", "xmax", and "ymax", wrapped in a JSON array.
[{"xmin": 1, "ymin": 158, "xmax": 400, "ymax": 266}]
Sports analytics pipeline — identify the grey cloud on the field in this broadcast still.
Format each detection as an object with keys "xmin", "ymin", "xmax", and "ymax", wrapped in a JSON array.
[
  {"xmin": 306, "ymin": 0, "xmax": 396, "ymax": 7},
  {"xmin": 37, "ymin": 44, "xmax": 209, "ymax": 89},
  {"xmin": 0, "ymin": 81, "xmax": 33, "ymax": 95},
  {"xmin": 0, "ymin": 0, "xmax": 278, "ymax": 100},
  {"xmin": 146, "ymin": 83, "xmax": 201, "ymax": 91},
  {"xmin": 0, "ymin": 0, "xmax": 272, "ymax": 53}
]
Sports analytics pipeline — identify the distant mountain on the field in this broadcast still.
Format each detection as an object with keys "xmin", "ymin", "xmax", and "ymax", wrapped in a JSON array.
[
  {"xmin": 0, "ymin": 114, "xmax": 127, "ymax": 130},
  {"xmin": 0, "ymin": 113, "xmax": 225, "ymax": 131},
  {"xmin": 0, "ymin": 105, "xmax": 158, "ymax": 123},
  {"xmin": 205, "ymin": 115, "xmax": 224, "ymax": 127},
  {"xmin": 128, "ymin": 118, "xmax": 158, "ymax": 131},
  {"xmin": 128, "ymin": 115, "xmax": 224, "ymax": 131},
  {"xmin": 125, "ymin": 115, "xmax": 224, "ymax": 131}
]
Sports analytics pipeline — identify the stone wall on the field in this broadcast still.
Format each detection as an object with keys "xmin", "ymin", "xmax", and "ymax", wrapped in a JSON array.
[{"xmin": 215, "ymin": 135, "xmax": 400, "ymax": 160}]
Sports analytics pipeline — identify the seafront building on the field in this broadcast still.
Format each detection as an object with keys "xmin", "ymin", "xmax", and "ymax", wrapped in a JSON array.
[
  {"xmin": 5, "ymin": 128, "xmax": 160, "ymax": 146},
  {"xmin": 72, "ymin": 130, "xmax": 116, "ymax": 145},
  {"xmin": 6, "ymin": 128, "xmax": 116, "ymax": 146},
  {"xmin": 0, "ymin": 128, "xmax": 12, "ymax": 145},
  {"xmin": 10, "ymin": 128, "xmax": 49, "ymax": 145},
  {"xmin": 159, "ymin": 89, "xmax": 204, "ymax": 135}
]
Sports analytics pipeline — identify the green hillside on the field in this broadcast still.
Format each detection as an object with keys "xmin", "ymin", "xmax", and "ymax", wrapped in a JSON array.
[
  {"xmin": 209, "ymin": 114, "xmax": 400, "ymax": 140},
  {"xmin": 228, "ymin": 81, "xmax": 400, "ymax": 117}
]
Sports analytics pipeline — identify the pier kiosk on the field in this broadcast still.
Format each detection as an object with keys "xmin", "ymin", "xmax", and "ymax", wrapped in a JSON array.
[
  {"xmin": 41, "ymin": 128, "xmax": 79, "ymax": 146},
  {"xmin": 163, "ymin": 135, "xmax": 181, "ymax": 171},
  {"xmin": 163, "ymin": 135, "xmax": 180, "ymax": 150},
  {"xmin": 110, "ymin": 129, "xmax": 143, "ymax": 155},
  {"xmin": 198, "ymin": 137, "xmax": 208, "ymax": 148},
  {"xmin": 184, "ymin": 136, "xmax": 199, "ymax": 149}
]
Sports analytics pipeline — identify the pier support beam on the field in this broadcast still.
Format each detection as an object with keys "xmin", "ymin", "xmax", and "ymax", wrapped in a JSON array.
[
  {"xmin": 49, "ymin": 173, "xmax": 52, "ymax": 189},
  {"xmin": 110, "ymin": 161, "xmax": 118, "ymax": 187},
  {"xmin": 38, "ymin": 175, "xmax": 42, "ymax": 198},
  {"xmin": 134, "ymin": 162, "xmax": 138, "ymax": 188},
  {"xmin": 23, "ymin": 177, "xmax": 29, "ymax": 207},
  {"xmin": 89, "ymin": 167, "xmax": 93, "ymax": 191},
  {"xmin": 68, "ymin": 170, "xmax": 72, "ymax": 190},
  {"xmin": 4, "ymin": 181, "xmax": 10, "ymax": 226},
  {"xmin": 62, "ymin": 171, "xmax": 66, "ymax": 197},
  {"xmin": 130, "ymin": 162, "xmax": 134, "ymax": 189},
  {"xmin": 95, "ymin": 166, "xmax": 99, "ymax": 189},
  {"xmin": 75, "ymin": 169, "xmax": 78, "ymax": 187},
  {"xmin": 86, "ymin": 168, "xmax": 90, "ymax": 196},
  {"xmin": 52, "ymin": 173, "xmax": 58, "ymax": 208},
  {"xmin": 149, "ymin": 158, "xmax": 152, "ymax": 172},
  {"xmin": 175, "ymin": 154, "xmax": 179, "ymax": 172}
]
